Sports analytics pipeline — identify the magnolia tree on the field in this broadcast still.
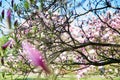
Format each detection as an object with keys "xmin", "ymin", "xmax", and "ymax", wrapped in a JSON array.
[{"xmin": 0, "ymin": 0, "xmax": 120, "ymax": 79}]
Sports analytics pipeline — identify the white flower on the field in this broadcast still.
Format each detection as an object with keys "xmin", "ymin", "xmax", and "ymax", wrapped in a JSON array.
[{"xmin": 89, "ymin": 49, "xmax": 95, "ymax": 54}]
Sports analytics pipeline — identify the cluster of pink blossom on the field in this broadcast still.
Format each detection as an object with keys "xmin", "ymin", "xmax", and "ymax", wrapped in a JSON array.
[
  {"xmin": 62, "ymin": 11, "xmax": 120, "ymax": 79},
  {"xmin": 69, "ymin": 11, "xmax": 120, "ymax": 45},
  {"xmin": 76, "ymin": 66, "xmax": 92, "ymax": 79}
]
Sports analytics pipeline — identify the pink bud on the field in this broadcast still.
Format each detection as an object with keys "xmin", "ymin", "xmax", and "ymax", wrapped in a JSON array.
[
  {"xmin": 7, "ymin": 9, "xmax": 11, "ymax": 19},
  {"xmin": 22, "ymin": 41, "xmax": 51, "ymax": 74},
  {"xmin": 1, "ymin": 40, "xmax": 12, "ymax": 50}
]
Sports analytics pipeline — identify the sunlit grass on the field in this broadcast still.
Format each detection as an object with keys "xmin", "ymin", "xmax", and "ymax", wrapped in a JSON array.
[{"xmin": 0, "ymin": 72, "xmax": 120, "ymax": 80}]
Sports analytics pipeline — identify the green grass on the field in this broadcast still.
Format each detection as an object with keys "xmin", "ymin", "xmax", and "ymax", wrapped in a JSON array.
[
  {"xmin": 57, "ymin": 75, "xmax": 120, "ymax": 80},
  {"xmin": 80, "ymin": 76, "xmax": 120, "ymax": 80},
  {"xmin": 0, "ymin": 73, "xmax": 120, "ymax": 80},
  {"xmin": 15, "ymin": 75, "xmax": 120, "ymax": 80}
]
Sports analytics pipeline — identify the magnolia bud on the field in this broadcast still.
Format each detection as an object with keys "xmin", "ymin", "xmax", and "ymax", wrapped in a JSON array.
[
  {"xmin": 1, "ymin": 10, "xmax": 4, "ymax": 19},
  {"xmin": 7, "ymin": 9, "xmax": 11, "ymax": 29},
  {"xmin": 11, "ymin": 0, "xmax": 14, "ymax": 7},
  {"xmin": 14, "ymin": 20, "xmax": 18, "ymax": 26},
  {"xmin": 1, "ymin": 40, "xmax": 12, "ymax": 50}
]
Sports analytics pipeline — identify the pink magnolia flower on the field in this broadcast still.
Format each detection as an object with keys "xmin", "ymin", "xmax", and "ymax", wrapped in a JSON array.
[
  {"xmin": 1, "ymin": 40, "xmax": 12, "ymax": 50},
  {"xmin": 22, "ymin": 41, "xmax": 51, "ymax": 74}
]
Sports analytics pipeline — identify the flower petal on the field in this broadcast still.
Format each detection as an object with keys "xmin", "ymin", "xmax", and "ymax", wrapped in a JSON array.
[{"xmin": 22, "ymin": 41, "xmax": 50, "ymax": 74}]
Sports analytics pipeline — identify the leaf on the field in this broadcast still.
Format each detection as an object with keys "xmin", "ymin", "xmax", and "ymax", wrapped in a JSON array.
[
  {"xmin": 40, "ymin": 0, "xmax": 44, "ymax": 10},
  {"xmin": 24, "ymin": 1, "xmax": 29, "ymax": 10},
  {"xmin": 30, "ymin": 0, "xmax": 34, "ymax": 4},
  {"xmin": 0, "ymin": 16, "xmax": 2, "ymax": 22},
  {"xmin": 13, "ymin": 4, "xmax": 17, "ymax": 12}
]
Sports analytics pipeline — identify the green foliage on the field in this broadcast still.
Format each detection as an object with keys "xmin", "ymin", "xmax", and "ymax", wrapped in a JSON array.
[
  {"xmin": 0, "ymin": 36, "xmax": 9, "ymax": 46},
  {"xmin": 13, "ymin": 4, "xmax": 17, "ymax": 12},
  {"xmin": 24, "ymin": 1, "xmax": 29, "ymax": 10},
  {"xmin": 30, "ymin": 0, "xmax": 35, "ymax": 4},
  {"xmin": 0, "ymin": 36, "xmax": 9, "ymax": 56},
  {"xmin": 0, "ymin": 73, "xmax": 120, "ymax": 80},
  {"xmin": 40, "ymin": 0, "xmax": 44, "ymax": 10}
]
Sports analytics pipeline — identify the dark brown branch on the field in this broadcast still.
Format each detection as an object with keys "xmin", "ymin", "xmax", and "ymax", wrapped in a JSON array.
[
  {"xmin": 64, "ymin": 58, "xmax": 120, "ymax": 66},
  {"xmin": 74, "ymin": 6, "xmax": 108, "ymax": 19},
  {"xmin": 95, "ymin": 12, "xmax": 120, "ymax": 35},
  {"xmin": 73, "ymin": 42, "xmax": 120, "ymax": 49}
]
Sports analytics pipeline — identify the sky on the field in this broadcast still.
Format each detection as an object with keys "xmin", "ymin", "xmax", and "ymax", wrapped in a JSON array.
[
  {"xmin": 0, "ymin": 0, "xmax": 120, "ymax": 37},
  {"xmin": 0, "ymin": 0, "xmax": 20, "ymax": 37}
]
